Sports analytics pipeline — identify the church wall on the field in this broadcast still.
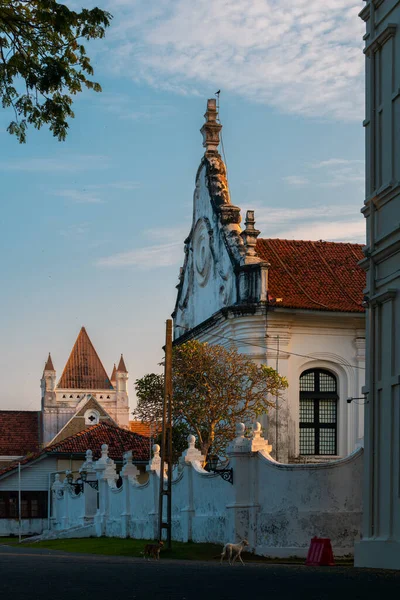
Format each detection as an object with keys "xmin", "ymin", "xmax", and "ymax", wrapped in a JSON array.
[{"xmin": 190, "ymin": 309, "xmax": 365, "ymax": 463}]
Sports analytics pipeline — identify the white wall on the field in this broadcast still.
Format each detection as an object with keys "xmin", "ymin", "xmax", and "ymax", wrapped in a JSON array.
[{"xmin": 51, "ymin": 429, "xmax": 363, "ymax": 558}]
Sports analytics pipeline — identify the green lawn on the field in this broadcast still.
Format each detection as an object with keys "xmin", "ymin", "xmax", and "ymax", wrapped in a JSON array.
[{"xmin": 0, "ymin": 535, "xmax": 354, "ymax": 564}]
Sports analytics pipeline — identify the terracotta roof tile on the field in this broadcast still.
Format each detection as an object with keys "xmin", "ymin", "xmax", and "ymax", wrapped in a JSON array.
[
  {"xmin": 117, "ymin": 355, "xmax": 128, "ymax": 373},
  {"xmin": 0, "ymin": 411, "xmax": 41, "ymax": 455},
  {"xmin": 110, "ymin": 364, "xmax": 117, "ymax": 384},
  {"xmin": 129, "ymin": 421, "xmax": 161, "ymax": 437},
  {"xmin": 44, "ymin": 353, "xmax": 55, "ymax": 371},
  {"xmin": 57, "ymin": 327, "xmax": 113, "ymax": 390},
  {"xmin": 46, "ymin": 421, "xmax": 150, "ymax": 462},
  {"xmin": 256, "ymin": 238, "xmax": 366, "ymax": 313}
]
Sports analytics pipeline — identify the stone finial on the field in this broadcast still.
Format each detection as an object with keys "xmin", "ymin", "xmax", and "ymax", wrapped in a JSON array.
[
  {"xmin": 121, "ymin": 450, "xmax": 139, "ymax": 482},
  {"xmin": 52, "ymin": 473, "xmax": 64, "ymax": 496},
  {"xmin": 236, "ymin": 423, "xmax": 246, "ymax": 437},
  {"xmin": 80, "ymin": 448, "xmax": 94, "ymax": 473},
  {"xmin": 101, "ymin": 444, "xmax": 108, "ymax": 461},
  {"xmin": 200, "ymin": 99, "xmax": 222, "ymax": 155},
  {"xmin": 241, "ymin": 210, "xmax": 261, "ymax": 263},
  {"xmin": 179, "ymin": 434, "xmax": 205, "ymax": 466},
  {"xmin": 250, "ymin": 421, "xmax": 272, "ymax": 454},
  {"xmin": 227, "ymin": 422, "xmax": 251, "ymax": 454},
  {"xmin": 148, "ymin": 444, "xmax": 161, "ymax": 472}
]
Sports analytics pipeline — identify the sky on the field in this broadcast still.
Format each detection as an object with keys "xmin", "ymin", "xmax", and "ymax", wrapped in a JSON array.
[{"xmin": 0, "ymin": 0, "xmax": 366, "ymax": 411}]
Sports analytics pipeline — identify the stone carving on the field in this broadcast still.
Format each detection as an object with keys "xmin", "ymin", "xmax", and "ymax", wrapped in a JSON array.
[
  {"xmin": 241, "ymin": 210, "xmax": 261, "ymax": 264},
  {"xmin": 193, "ymin": 218, "xmax": 213, "ymax": 287},
  {"xmin": 250, "ymin": 422, "xmax": 272, "ymax": 454},
  {"xmin": 179, "ymin": 434, "xmax": 205, "ymax": 466},
  {"xmin": 121, "ymin": 450, "xmax": 139, "ymax": 482},
  {"xmin": 147, "ymin": 443, "xmax": 161, "ymax": 473}
]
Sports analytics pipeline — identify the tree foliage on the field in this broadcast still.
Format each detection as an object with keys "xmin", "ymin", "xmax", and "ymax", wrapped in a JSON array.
[
  {"xmin": 0, "ymin": 0, "xmax": 112, "ymax": 142},
  {"xmin": 133, "ymin": 340, "xmax": 288, "ymax": 458}
]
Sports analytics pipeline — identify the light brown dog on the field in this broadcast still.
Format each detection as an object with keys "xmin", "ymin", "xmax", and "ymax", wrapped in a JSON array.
[
  {"xmin": 220, "ymin": 539, "xmax": 249, "ymax": 565},
  {"xmin": 143, "ymin": 540, "xmax": 164, "ymax": 560}
]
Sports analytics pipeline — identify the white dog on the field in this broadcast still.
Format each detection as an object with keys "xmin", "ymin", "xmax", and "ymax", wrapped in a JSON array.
[{"xmin": 220, "ymin": 539, "xmax": 249, "ymax": 565}]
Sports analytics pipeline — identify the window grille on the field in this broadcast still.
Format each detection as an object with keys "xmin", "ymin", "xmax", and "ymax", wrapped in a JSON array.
[
  {"xmin": 299, "ymin": 369, "xmax": 338, "ymax": 455},
  {"xmin": 0, "ymin": 492, "xmax": 48, "ymax": 519}
]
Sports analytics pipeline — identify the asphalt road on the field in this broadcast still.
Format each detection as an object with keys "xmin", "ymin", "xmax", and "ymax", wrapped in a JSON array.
[{"xmin": 0, "ymin": 544, "xmax": 399, "ymax": 600}]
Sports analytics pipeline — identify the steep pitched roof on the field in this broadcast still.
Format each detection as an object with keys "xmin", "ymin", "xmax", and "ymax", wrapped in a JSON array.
[
  {"xmin": 110, "ymin": 364, "xmax": 117, "ymax": 384},
  {"xmin": 0, "ymin": 411, "xmax": 41, "ymax": 456},
  {"xmin": 117, "ymin": 355, "xmax": 128, "ymax": 373},
  {"xmin": 46, "ymin": 421, "xmax": 150, "ymax": 461},
  {"xmin": 44, "ymin": 353, "xmax": 55, "ymax": 371},
  {"xmin": 256, "ymin": 238, "xmax": 365, "ymax": 313},
  {"xmin": 57, "ymin": 327, "xmax": 113, "ymax": 390}
]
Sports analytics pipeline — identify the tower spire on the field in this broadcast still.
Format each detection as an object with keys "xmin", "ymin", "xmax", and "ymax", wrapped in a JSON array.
[
  {"xmin": 44, "ymin": 353, "xmax": 55, "ymax": 372},
  {"xmin": 200, "ymin": 98, "xmax": 222, "ymax": 156},
  {"xmin": 117, "ymin": 354, "xmax": 128, "ymax": 373}
]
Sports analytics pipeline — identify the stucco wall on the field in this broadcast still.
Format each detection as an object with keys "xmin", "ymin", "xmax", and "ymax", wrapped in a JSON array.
[{"xmin": 51, "ymin": 430, "xmax": 363, "ymax": 558}]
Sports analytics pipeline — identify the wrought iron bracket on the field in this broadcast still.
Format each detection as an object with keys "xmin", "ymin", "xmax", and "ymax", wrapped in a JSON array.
[
  {"xmin": 86, "ymin": 480, "xmax": 99, "ymax": 491},
  {"xmin": 213, "ymin": 468, "xmax": 233, "ymax": 484}
]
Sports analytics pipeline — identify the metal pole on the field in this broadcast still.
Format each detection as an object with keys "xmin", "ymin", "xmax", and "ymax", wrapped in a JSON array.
[
  {"xmin": 158, "ymin": 319, "xmax": 173, "ymax": 548},
  {"xmin": 18, "ymin": 462, "xmax": 21, "ymax": 543},
  {"xmin": 275, "ymin": 335, "xmax": 280, "ymax": 463}
]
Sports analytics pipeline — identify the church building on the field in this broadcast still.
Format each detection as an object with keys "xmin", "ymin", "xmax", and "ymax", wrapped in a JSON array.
[
  {"xmin": 41, "ymin": 326, "xmax": 130, "ymax": 445},
  {"xmin": 173, "ymin": 99, "xmax": 366, "ymax": 463}
]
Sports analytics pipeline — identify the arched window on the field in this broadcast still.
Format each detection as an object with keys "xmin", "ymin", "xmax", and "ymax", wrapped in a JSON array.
[{"xmin": 299, "ymin": 369, "xmax": 338, "ymax": 455}]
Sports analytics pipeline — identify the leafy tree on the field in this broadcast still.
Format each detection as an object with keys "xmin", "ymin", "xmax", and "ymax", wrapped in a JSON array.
[
  {"xmin": 133, "ymin": 340, "xmax": 288, "ymax": 459},
  {"xmin": 0, "ymin": 0, "xmax": 112, "ymax": 142},
  {"xmin": 134, "ymin": 373, "xmax": 191, "ymax": 465}
]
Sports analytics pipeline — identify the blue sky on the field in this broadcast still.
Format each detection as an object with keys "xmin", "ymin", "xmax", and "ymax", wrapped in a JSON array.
[{"xmin": 0, "ymin": 0, "xmax": 366, "ymax": 410}]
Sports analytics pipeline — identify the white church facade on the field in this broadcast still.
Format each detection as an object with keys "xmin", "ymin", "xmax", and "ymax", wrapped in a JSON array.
[
  {"xmin": 41, "ymin": 326, "xmax": 130, "ymax": 445},
  {"xmin": 173, "ymin": 99, "xmax": 366, "ymax": 464}
]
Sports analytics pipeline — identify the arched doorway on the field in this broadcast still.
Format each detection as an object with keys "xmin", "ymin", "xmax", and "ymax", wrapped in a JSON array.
[{"xmin": 299, "ymin": 369, "xmax": 338, "ymax": 455}]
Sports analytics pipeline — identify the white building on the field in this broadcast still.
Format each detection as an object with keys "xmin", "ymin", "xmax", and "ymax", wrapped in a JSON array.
[
  {"xmin": 355, "ymin": 0, "xmax": 400, "ymax": 570},
  {"xmin": 173, "ymin": 99, "xmax": 366, "ymax": 463},
  {"xmin": 41, "ymin": 326, "xmax": 130, "ymax": 445}
]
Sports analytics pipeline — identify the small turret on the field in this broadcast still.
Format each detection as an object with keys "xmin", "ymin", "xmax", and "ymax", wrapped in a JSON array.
[
  {"xmin": 41, "ymin": 353, "xmax": 56, "ymax": 413},
  {"xmin": 116, "ymin": 355, "xmax": 128, "ymax": 393},
  {"xmin": 41, "ymin": 353, "xmax": 56, "ymax": 394}
]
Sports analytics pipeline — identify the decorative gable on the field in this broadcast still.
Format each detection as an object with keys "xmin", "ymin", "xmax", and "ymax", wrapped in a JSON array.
[{"xmin": 173, "ymin": 99, "xmax": 269, "ymax": 336}]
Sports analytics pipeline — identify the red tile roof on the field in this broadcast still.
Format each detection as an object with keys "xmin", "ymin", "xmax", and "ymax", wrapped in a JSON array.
[
  {"xmin": 44, "ymin": 353, "xmax": 55, "ymax": 371},
  {"xmin": 117, "ymin": 355, "xmax": 128, "ymax": 373},
  {"xmin": 0, "ymin": 411, "xmax": 41, "ymax": 456},
  {"xmin": 0, "ymin": 421, "xmax": 151, "ymax": 479},
  {"xmin": 46, "ymin": 421, "xmax": 150, "ymax": 462},
  {"xmin": 57, "ymin": 327, "xmax": 114, "ymax": 390},
  {"xmin": 129, "ymin": 421, "xmax": 161, "ymax": 437},
  {"xmin": 256, "ymin": 238, "xmax": 366, "ymax": 313},
  {"xmin": 110, "ymin": 364, "xmax": 117, "ymax": 384}
]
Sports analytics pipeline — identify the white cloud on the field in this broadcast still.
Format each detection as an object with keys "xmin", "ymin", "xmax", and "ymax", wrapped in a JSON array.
[
  {"xmin": 0, "ymin": 155, "xmax": 109, "ymax": 172},
  {"xmin": 55, "ymin": 189, "xmax": 104, "ymax": 204},
  {"xmin": 284, "ymin": 157, "xmax": 364, "ymax": 189},
  {"xmin": 275, "ymin": 219, "xmax": 365, "ymax": 243},
  {"xmin": 97, "ymin": 242, "xmax": 183, "ymax": 268},
  {"xmin": 248, "ymin": 203, "xmax": 365, "ymax": 243},
  {"xmin": 103, "ymin": 0, "xmax": 365, "ymax": 121},
  {"xmin": 283, "ymin": 175, "xmax": 310, "ymax": 187}
]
